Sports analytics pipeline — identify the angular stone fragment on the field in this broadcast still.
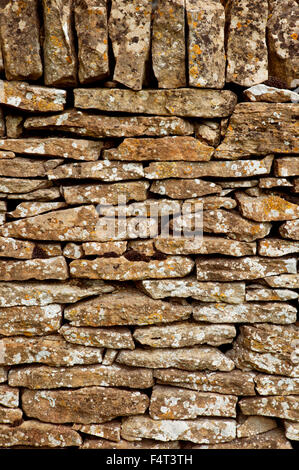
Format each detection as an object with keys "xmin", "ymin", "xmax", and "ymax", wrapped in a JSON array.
[
  {"xmin": 70, "ymin": 256, "xmax": 194, "ymax": 281},
  {"xmin": 215, "ymin": 104, "xmax": 299, "ymax": 159},
  {"xmin": 0, "ymin": 236, "xmax": 34, "ymax": 259},
  {"xmin": 48, "ymin": 160, "xmax": 144, "ymax": 181},
  {"xmin": 75, "ymin": 0, "xmax": 109, "ymax": 84},
  {"xmin": 134, "ymin": 322, "xmax": 236, "ymax": 348},
  {"xmin": 42, "ymin": 0, "xmax": 77, "ymax": 86},
  {"xmin": 145, "ymin": 155, "xmax": 274, "ymax": 179},
  {"xmin": 0, "ymin": 304, "xmax": 62, "ymax": 336},
  {"xmin": 0, "ymin": 406, "xmax": 22, "ymax": 425},
  {"xmin": 60, "ymin": 325, "xmax": 134, "ymax": 350},
  {"xmin": 63, "ymin": 181, "xmax": 149, "ymax": 205},
  {"xmin": 5, "ymin": 115, "xmax": 23, "ymax": 138},
  {"xmin": 8, "ymin": 364, "xmax": 153, "ymax": 390},
  {"xmin": 265, "ymin": 274, "xmax": 299, "ymax": 289},
  {"xmin": 0, "ymin": 158, "xmax": 60, "ymax": 178},
  {"xmin": 154, "ymin": 369, "xmax": 256, "ymax": 396},
  {"xmin": 239, "ymin": 396, "xmax": 299, "ymax": 421},
  {"xmin": 104, "ymin": 137, "xmax": 214, "ymax": 162},
  {"xmin": 150, "ymin": 179, "xmax": 221, "ymax": 199},
  {"xmin": 81, "ymin": 438, "xmax": 180, "ymax": 449},
  {"xmin": 0, "ymin": 368, "xmax": 7, "ymax": 384},
  {"xmin": 0, "ymin": 138, "xmax": 106, "ymax": 161},
  {"xmin": 63, "ymin": 243, "xmax": 83, "ymax": 259},
  {"xmin": 0, "ymin": 178, "xmax": 52, "ymax": 195},
  {"xmin": 236, "ymin": 192, "xmax": 299, "ymax": 221},
  {"xmin": 226, "ymin": 0, "xmax": 268, "ymax": 86},
  {"xmin": 6, "ymin": 188, "xmax": 61, "ymax": 201},
  {"xmin": 9, "ymin": 202, "xmax": 67, "ymax": 219},
  {"xmin": 258, "ymin": 238, "xmax": 299, "ymax": 256},
  {"xmin": 64, "ymin": 288, "xmax": 192, "ymax": 327},
  {"xmin": 237, "ymin": 415, "xmax": 277, "ymax": 438},
  {"xmin": 259, "ymin": 177, "xmax": 293, "ymax": 189},
  {"xmin": 152, "ymin": 0, "xmax": 186, "ymax": 88},
  {"xmin": 22, "ymin": 387, "xmax": 149, "ymax": 424},
  {"xmin": 195, "ymin": 120, "xmax": 221, "ymax": 147},
  {"xmin": 108, "ymin": 0, "xmax": 152, "ymax": 90},
  {"xmin": 83, "ymin": 241, "xmax": 127, "ymax": 256},
  {"xmin": 0, "ymin": 385, "xmax": 19, "ymax": 408},
  {"xmin": 192, "ymin": 429, "xmax": 291, "ymax": 449},
  {"xmin": 73, "ymin": 421, "xmax": 120, "ymax": 442},
  {"xmin": 117, "ymin": 347, "xmax": 235, "ymax": 372},
  {"xmin": 140, "ymin": 278, "xmax": 245, "ymax": 304},
  {"xmin": 0, "ymin": 48, "xmax": 3, "ymax": 73},
  {"xmin": 280, "ymin": 219, "xmax": 299, "ymax": 240},
  {"xmin": 0, "ymin": 0, "xmax": 42, "ymax": 80},
  {"xmin": 75, "ymin": 88, "xmax": 237, "ymax": 118},
  {"xmin": 0, "ymin": 150, "xmax": 15, "ymax": 159},
  {"xmin": 245, "ymin": 285, "xmax": 298, "ymax": 302},
  {"xmin": 293, "ymin": 178, "xmax": 299, "ymax": 193},
  {"xmin": 193, "ymin": 302, "xmax": 296, "ymax": 324},
  {"xmin": 187, "ymin": 0, "xmax": 225, "ymax": 88},
  {"xmin": 35, "ymin": 242, "xmax": 63, "ymax": 258},
  {"xmin": 0, "ymin": 335, "xmax": 104, "ymax": 367},
  {"xmin": 0, "ymin": 256, "xmax": 68, "ymax": 281},
  {"xmin": 128, "ymin": 240, "xmax": 156, "ymax": 257},
  {"xmin": 0, "ymin": 80, "xmax": 66, "ymax": 112},
  {"xmin": 285, "ymin": 421, "xmax": 299, "ymax": 441},
  {"xmin": 0, "ymin": 420, "xmax": 82, "ymax": 447},
  {"xmin": 155, "ymin": 237, "xmax": 256, "ymax": 257},
  {"xmin": 244, "ymin": 84, "xmax": 299, "ymax": 103},
  {"xmin": 102, "ymin": 349, "xmax": 118, "ymax": 366},
  {"xmin": 121, "ymin": 415, "xmax": 236, "ymax": 444},
  {"xmin": 150, "ymin": 386, "xmax": 237, "ymax": 419},
  {"xmin": 196, "ymin": 256, "xmax": 296, "ymax": 281},
  {"xmin": 275, "ymin": 158, "xmax": 299, "ymax": 177},
  {"xmin": 267, "ymin": 0, "xmax": 299, "ymax": 88},
  {"xmin": 255, "ymin": 375, "xmax": 299, "ymax": 396}
]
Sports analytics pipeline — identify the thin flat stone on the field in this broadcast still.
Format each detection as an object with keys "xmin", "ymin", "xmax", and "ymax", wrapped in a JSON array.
[
  {"xmin": 6, "ymin": 188, "xmax": 61, "ymax": 201},
  {"xmin": 73, "ymin": 421, "xmax": 120, "ymax": 442},
  {"xmin": 5, "ymin": 114, "xmax": 23, "ymax": 138},
  {"xmin": 254, "ymin": 375, "xmax": 299, "ymax": 396},
  {"xmin": 9, "ymin": 202, "xmax": 67, "ymax": 219},
  {"xmin": 0, "ymin": 385, "xmax": 19, "ymax": 408},
  {"xmin": 63, "ymin": 243, "xmax": 84, "ymax": 259},
  {"xmin": 83, "ymin": 241, "xmax": 127, "ymax": 256},
  {"xmin": 0, "ymin": 158, "xmax": 60, "ymax": 178},
  {"xmin": 244, "ymin": 84, "xmax": 299, "ymax": 103},
  {"xmin": 236, "ymin": 192, "xmax": 299, "ymax": 221},
  {"xmin": 0, "ymin": 178, "xmax": 52, "ymax": 194},
  {"xmin": 245, "ymin": 285, "xmax": 298, "ymax": 301},
  {"xmin": 237, "ymin": 415, "xmax": 277, "ymax": 438},
  {"xmin": 239, "ymin": 396, "xmax": 299, "ymax": 421},
  {"xmin": 0, "ymin": 304, "xmax": 62, "ymax": 336},
  {"xmin": 0, "ymin": 406, "xmax": 22, "ymax": 425},
  {"xmin": 155, "ymin": 237, "xmax": 256, "ymax": 256},
  {"xmin": 150, "ymin": 179, "xmax": 221, "ymax": 199},
  {"xmin": 81, "ymin": 438, "xmax": 180, "ymax": 449},
  {"xmin": 0, "ymin": 237, "xmax": 35, "ymax": 259},
  {"xmin": 0, "ymin": 256, "xmax": 68, "ymax": 281},
  {"xmin": 102, "ymin": 349, "xmax": 118, "ymax": 366},
  {"xmin": 59, "ymin": 325, "xmax": 134, "ymax": 350},
  {"xmin": 280, "ymin": 219, "xmax": 299, "ymax": 240},
  {"xmin": 259, "ymin": 177, "xmax": 293, "ymax": 189},
  {"xmin": 193, "ymin": 429, "xmax": 292, "ymax": 449},
  {"xmin": 258, "ymin": 238, "xmax": 299, "ymax": 256},
  {"xmin": 265, "ymin": 274, "xmax": 299, "ymax": 289},
  {"xmin": 274, "ymin": 158, "xmax": 299, "ymax": 177},
  {"xmin": 284, "ymin": 421, "xmax": 299, "ymax": 441},
  {"xmin": 48, "ymin": 160, "xmax": 144, "ymax": 181},
  {"xmin": 0, "ymin": 368, "xmax": 7, "ymax": 383}
]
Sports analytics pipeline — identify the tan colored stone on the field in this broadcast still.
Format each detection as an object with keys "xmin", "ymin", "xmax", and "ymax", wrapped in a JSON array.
[
  {"xmin": 192, "ymin": 429, "xmax": 291, "ymax": 449},
  {"xmin": 108, "ymin": 0, "xmax": 152, "ymax": 90},
  {"xmin": 0, "ymin": 385, "xmax": 19, "ymax": 408},
  {"xmin": 258, "ymin": 238, "xmax": 299, "ymax": 256},
  {"xmin": 5, "ymin": 115, "xmax": 23, "ymax": 138},
  {"xmin": 42, "ymin": 0, "xmax": 77, "ymax": 86},
  {"xmin": 195, "ymin": 121, "xmax": 221, "ymax": 147},
  {"xmin": 193, "ymin": 302, "xmax": 296, "ymax": 324},
  {"xmin": 245, "ymin": 285, "xmax": 298, "ymax": 301},
  {"xmin": 0, "ymin": 178, "xmax": 52, "ymax": 194},
  {"xmin": 35, "ymin": 242, "xmax": 63, "ymax": 258},
  {"xmin": 24, "ymin": 110, "xmax": 194, "ymax": 137},
  {"xmin": 255, "ymin": 375, "xmax": 299, "ymax": 396},
  {"xmin": 275, "ymin": 158, "xmax": 299, "ymax": 177},
  {"xmin": 236, "ymin": 192, "xmax": 299, "ymax": 221},
  {"xmin": 150, "ymin": 180, "xmax": 221, "ymax": 201},
  {"xmin": 128, "ymin": 240, "xmax": 156, "ymax": 257},
  {"xmin": 103, "ymin": 136, "xmax": 214, "ymax": 162},
  {"xmin": 152, "ymin": 0, "xmax": 186, "ymax": 88},
  {"xmin": 154, "ymin": 369, "xmax": 256, "ymax": 396},
  {"xmin": 0, "ymin": 150, "xmax": 15, "ymax": 159},
  {"xmin": 0, "ymin": 108, "xmax": 4, "ymax": 137},
  {"xmin": 102, "ymin": 349, "xmax": 118, "ymax": 366},
  {"xmin": 75, "ymin": 0, "xmax": 109, "ymax": 84},
  {"xmin": 6, "ymin": 187, "xmax": 61, "ymax": 201},
  {"xmin": 83, "ymin": 241, "xmax": 127, "ymax": 256},
  {"xmin": 48, "ymin": 160, "xmax": 144, "ymax": 181},
  {"xmin": 187, "ymin": 0, "xmax": 225, "ymax": 88},
  {"xmin": 9, "ymin": 202, "xmax": 66, "ymax": 219},
  {"xmin": 73, "ymin": 421, "xmax": 120, "ymax": 442},
  {"xmin": 215, "ymin": 103, "xmax": 299, "ymax": 159},
  {"xmin": 239, "ymin": 396, "xmax": 299, "ymax": 421},
  {"xmin": 0, "ymin": 158, "xmax": 60, "ymax": 178},
  {"xmin": 280, "ymin": 219, "xmax": 299, "ymax": 240},
  {"xmin": 150, "ymin": 385, "xmax": 237, "ymax": 419},
  {"xmin": 74, "ymin": 88, "xmax": 237, "ymax": 118},
  {"xmin": 0, "ymin": 256, "xmax": 68, "ymax": 281},
  {"xmin": 0, "ymin": 304, "xmax": 62, "ymax": 336},
  {"xmin": 0, "ymin": 0, "xmax": 42, "ymax": 80},
  {"xmin": 0, "ymin": 80, "xmax": 66, "ymax": 112},
  {"xmin": 81, "ymin": 438, "xmax": 180, "ymax": 449},
  {"xmin": 155, "ymin": 237, "xmax": 256, "ymax": 256},
  {"xmin": 60, "ymin": 325, "xmax": 134, "ymax": 350},
  {"xmin": 0, "ymin": 406, "xmax": 22, "ymax": 425},
  {"xmin": 22, "ymin": 387, "xmax": 149, "ymax": 424},
  {"xmin": 63, "ymin": 243, "xmax": 83, "ymax": 259},
  {"xmin": 0, "ymin": 236, "xmax": 34, "ymax": 259},
  {"xmin": 265, "ymin": 274, "xmax": 299, "ymax": 289},
  {"xmin": 244, "ymin": 84, "xmax": 299, "ymax": 103},
  {"xmin": 0, "ymin": 368, "xmax": 7, "ymax": 383},
  {"xmin": 8, "ymin": 364, "xmax": 154, "ymax": 390},
  {"xmin": 259, "ymin": 177, "xmax": 293, "ymax": 189},
  {"xmin": 0, "ymin": 420, "xmax": 82, "ymax": 447},
  {"xmin": 196, "ymin": 256, "xmax": 296, "ymax": 281},
  {"xmin": 293, "ymin": 178, "xmax": 299, "ymax": 193},
  {"xmin": 117, "ymin": 347, "xmax": 234, "ymax": 372},
  {"xmin": 285, "ymin": 421, "xmax": 299, "ymax": 441},
  {"xmin": 64, "ymin": 287, "xmax": 192, "ymax": 327},
  {"xmin": 121, "ymin": 415, "xmax": 236, "ymax": 444},
  {"xmin": 0, "ymin": 335, "xmax": 104, "ymax": 367},
  {"xmin": 237, "ymin": 415, "xmax": 277, "ymax": 438}
]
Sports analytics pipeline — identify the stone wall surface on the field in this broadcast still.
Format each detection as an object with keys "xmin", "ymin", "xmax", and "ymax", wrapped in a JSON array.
[{"xmin": 0, "ymin": 0, "xmax": 298, "ymax": 449}]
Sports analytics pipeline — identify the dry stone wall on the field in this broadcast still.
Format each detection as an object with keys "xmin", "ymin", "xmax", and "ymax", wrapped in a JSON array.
[{"xmin": 0, "ymin": 0, "xmax": 298, "ymax": 449}]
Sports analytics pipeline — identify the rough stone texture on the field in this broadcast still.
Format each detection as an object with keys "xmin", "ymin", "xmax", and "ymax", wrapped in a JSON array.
[
  {"xmin": 48, "ymin": 160, "xmax": 144, "ymax": 181},
  {"xmin": 254, "ymin": 375, "xmax": 299, "ymax": 396},
  {"xmin": 274, "ymin": 158, "xmax": 299, "ymax": 177},
  {"xmin": 0, "ymin": 256, "xmax": 68, "ymax": 281},
  {"xmin": 81, "ymin": 438, "xmax": 180, "ymax": 449},
  {"xmin": 59, "ymin": 325, "xmax": 134, "ymax": 350},
  {"xmin": 245, "ymin": 285, "xmax": 298, "ymax": 302},
  {"xmin": 244, "ymin": 85, "xmax": 299, "ymax": 103},
  {"xmin": 239, "ymin": 396, "xmax": 299, "ymax": 421},
  {"xmin": 265, "ymin": 274, "xmax": 299, "ymax": 289},
  {"xmin": 150, "ymin": 179, "xmax": 221, "ymax": 199},
  {"xmin": 192, "ymin": 429, "xmax": 292, "ymax": 449},
  {"xmin": 284, "ymin": 421, "xmax": 299, "ymax": 441},
  {"xmin": 258, "ymin": 238, "xmax": 299, "ymax": 257},
  {"xmin": 83, "ymin": 241, "xmax": 127, "ymax": 256},
  {"xmin": 280, "ymin": 219, "xmax": 299, "ymax": 240},
  {"xmin": 187, "ymin": 0, "xmax": 225, "ymax": 88},
  {"xmin": 237, "ymin": 415, "xmax": 277, "ymax": 438},
  {"xmin": 0, "ymin": 384, "xmax": 19, "ymax": 408},
  {"xmin": 9, "ymin": 202, "xmax": 67, "ymax": 219},
  {"xmin": 0, "ymin": 236, "xmax": 35, "ymax": 259},
  {"xmin": 73, "ymin": 421, "xmax": 121, "ymax": 442},
  {"xmin": 236, "ymin": 192, "xmax": 299, "ymax": 222},
  {"xmin": 0, "ymin": 304, "xmax": 62, "ymax": 336},
  {"xmin": 5, "ymin": 114, "xmax": 23, "ymax": 138},
  {"xmin": 155, "ymin": 237, "xmax": 256, "ymax": 256},
  {"xmin": 0, "ymin": 405, "xmax": 22, "ymax": 424}
]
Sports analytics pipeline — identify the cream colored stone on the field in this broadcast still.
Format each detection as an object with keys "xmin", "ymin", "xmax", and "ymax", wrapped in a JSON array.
[
  {"xmin": 0, "ymin": 304, "xmax": 62, "ymax": 336},
  {"xmin": 60, "ymin": 325, "xmax": 134, "ymax": 350}
]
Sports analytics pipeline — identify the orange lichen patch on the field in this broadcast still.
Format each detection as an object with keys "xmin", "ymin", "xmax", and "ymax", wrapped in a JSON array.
[
  {"xmin": 291, "ymin": 33, "xmax": 298, "ymax": 40},
  {"xmin": 236, "ymin": 22, "xmax": 242, "ymax": 29},
  {"xmin": 189, "ymin": 65, "xmax": 199, "ymax": 78},
  {"xmin": 192, "ymin": 44, "xmax": 202, "ymax": 55}
]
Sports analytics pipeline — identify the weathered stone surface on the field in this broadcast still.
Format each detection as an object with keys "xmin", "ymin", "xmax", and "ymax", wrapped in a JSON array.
[
  {"xmin": 258, "ymin": 238, "xmax": 299, "ymax": 256},
  {"xmin": 154, "ymin": 369, "xmax": 256, "ymax": 396},
  {"xmin": 22, "ymin": 387, "xmax": 149, "ymax": 424},
  {"xmin": 74, "ymin": 88, "xmax": 237, "ymax": 118},
  {"xmin": 73, "ymin": 421, "xmax": 121, "ymax": 442},
  {"xmin": 255, "ymin": 375, "xmax": 299, "ymax": 396},
  {"xmin": 108, "ymin": 0, "xmax": 152, "ymax": 90},
  {"xmin": 9, "ymin": 202, "xmax": 67, "ymax": 219},
  {"xmin": 0, "ymin": 236, "xmax": 34, "ymax": 259},
  {"xmin": 24, "ymin": 110, "xmax": 194, "ymax": 137},
  {"xmin": 70, "ymin": 256, "xmax": 194, "ymax": 281},
  {"xmin": 274, "ymin": 158, "xmax": 299, "ymax": 177},
  {"xmin": 0, "ymin": 109, "xmax": 4, "ymax": 137},
  {"xmin": 5, "ymin": 114, "xmax": 23, "ymax": 138},
  {"xmin": 0, "ymin": 406, "xmax": 22, "ymax": 425},
  {"xmin": 81, "ymin": 438, "xmax": 180, "ymax": 449},
  {"xmin": 0, "ymin": 150, "xmax": 15, "ymax": 159},
  {"xmin": 102, "ymin": 349, "xmax": 118, "ymax": 366},
  {"xmin": 139, "ymin": 278, "xmax": 245, "ymax": 304},
  {"xmin": 152, "ymin": 0, "xmax": 186, "ymax": 88},
  {"xmin": 48, "ymin": 160, "xmax": 144, "ymax": 181},
  {"xmin": 0, "ymin": 279, "xmax": 114, "ymax": 307},
  {"xmin": 215, "ymin": 104, "xmax": 299, "ymax": 159},
  {"xmin": 236, "ymin": 192, "xmax": 299, "ymax": 221},
  {"xmin": 0, "ymin": 47, "xmax": 3, "ymax": 73},
  {"xmin": 195, "ymin": 120, "xmax": 221, "ymax": 147},
  {"xmin": 196, "ymin": 256, "xmax": 296, "ymax": 281},
  {"xmin": 63, "ymin": 243, "xmax": 84, "ymax": 259},
  {"xmin": 150, "ymin": 385, "xmax": 237, "ymax": 419},
  {"xmin": 43, "ymin": 0, "xmax": 77, "ymax": 86},
  {"xmin": 64, "ymin": 288, "xmax": 192, "ymax": 327},
  {"xmin": 280, "ymin": 219, "xmax": 299, "ymax": 240},
  {"xmin": 74, "ymin": 0, "xmax": 109, "ymax": 84},
  {"xmin": 0, "ymin": 304, "xmax": 62, "ymax": 336},
  {"xmin": 0, "ymin": 385, "xmax": 19, "ymax": 408},
  {"xmin": 237, "ymin": 415, "xmax": 277, "ymax": 438},
  {"xmin": 134, "ymin": 322, "xmax": 236, "ymax": 348},
  {"xmin": 0, "ymin": 138, "xmax": 106, "ymax": 161},
  {"xmin": 145, "ymin": 155, "xmax": 274, "ymax": 179},
  {"xmin": 128, "ymin": 240, "xmax": 156, "ymax": 257},
  {"xmin": 193, "ymin": 302, "xmax": 296, "ymax": 324},
  {"xmin": 259, "ymin": 177, "xmax": 293, "ymax": 189},
  {"xmin": 244, "ymin": 84, "xmax": 299, "ymax": 103},
  {"xmin": 265, "ymin": 274, "xmax": 299, "ymax": 289},
  {"xmin": 239, "ymin": 396, "xmax": 299, "ymax": 421},
  {"xmin": 0, "ymin": 335, "xmax": 104, "ymax": 367},
  {"xmin": 0, "ymin": 368, "xmax": 7, "ymax": 384},
  {"xmin": 0, "ymin": 256, "xmax": 68, "ymax": 281},
  {"xmin": 0, "ymin": 157, "xmax": 61, "ymax": 178},
  {"xmin": 0, "ymin": 420, "xmax": 82, "ymax": 447},
  {"xmin": 192, "ymin": 429, "xmax": 292, "ymax": 449},
  {"xmin": 284, "ymin": 421, "xmax": 299, "ymax": 441},
  {"xmin": 187, "ymin": 0, "xmax": 225, "ymax": 88},
  {"xmin": 8, "ymin": 364, "xmax": 154, "ymax": 390},
  {"xmin": 104, "ymin": 137, "xmax": 214, "ymax": 162},
  {"xmin": 0, "ymin": 80, "xmax": 66, "ymax": 112},
  {"xmin": 294, "ymin": 178, "xmax": 299, "ymax": 193},
  {"xmin": 6, "ymin": 187, "xmax": 61, "ymax": 201},
  {"xmin": 117, "ymin": 347, "xmax": 235, "ymax": 372},
  {"xmin": 245, "ymin": 285, "xmax": 298, "ymax": 302},
  {"xmin": 121, "ymin": 415, "xmax": 236, "ymax": 444},
  {"xmin": 35, "ymin": 242, "xmax": 63, "ymax": 258},
  {"xmin": 267, "ymin": 0, "xmax": 299, "ymax": 88},
  {"xmin": 150, "ymin": 179, "xmax": 221, "ymax": 199},
  {"xmin": 155, "ymin": 237, "xmax": 256, "ymax": 257},
  {"xmin": 60, "ymin": 325, "xmax": 134, "ymax": 350},
  {"xmin": 83, "ymin": 241, "xmax": 127, "ymax": 256},
  {"xmin": 226, "ymin": 0, "xmax": 268, "ymax": 86},
  {"xmin": 0, "ymin": 178, "xmax": 52, "ymax": 195}
]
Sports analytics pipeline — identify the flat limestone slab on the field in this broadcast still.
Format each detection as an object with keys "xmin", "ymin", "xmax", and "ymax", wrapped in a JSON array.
[
  {"xmin": 0, "ymin": 304, "xmax": 62, "ymax": 336},
  {"xmin": 254, "ymin": 375, "xmax": 299, "ymax": 396},
  {"xmin": 239, "ymin": 396, "xmax": 299, "ymax": 421},
  {"xmin": 59, "ymin": 325, "xmax": 134, "ymax": 350},
  {"xmin": 0, "ymin": 257, "xmax": 68, "ymax": 281}
]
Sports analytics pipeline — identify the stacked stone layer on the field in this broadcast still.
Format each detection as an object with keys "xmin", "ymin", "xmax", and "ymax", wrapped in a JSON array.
[{"xmin": 0, "ymin": 0, "xmax": 298, "ymax": 449}]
